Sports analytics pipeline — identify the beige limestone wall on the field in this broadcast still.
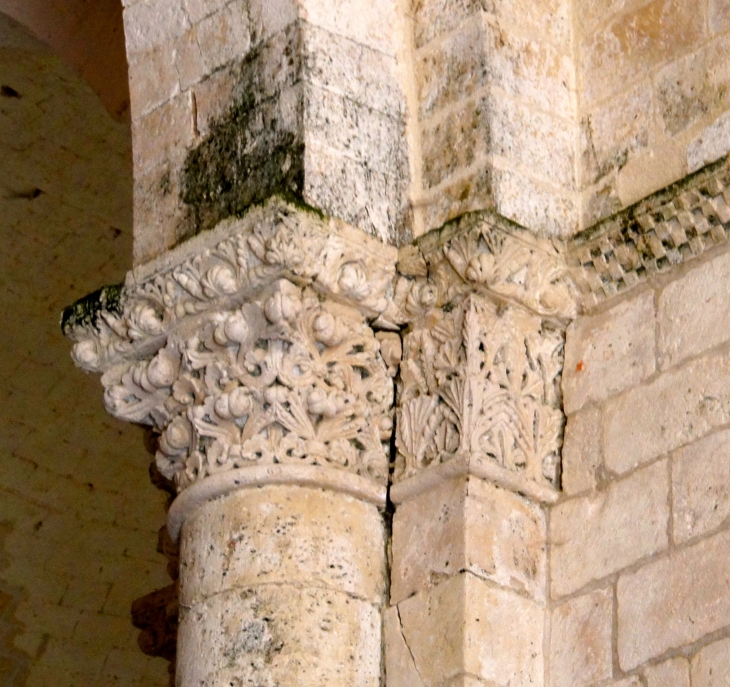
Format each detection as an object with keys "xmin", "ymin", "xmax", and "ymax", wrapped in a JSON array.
[
  {"xmin": 0, "ymin": 16, "xmax": 169, "ymax": 686},
  {"xmin": 577, "ymin": 0, "xmax": 730, "ymax": 228},
  {"xmin": 554, "ymin": 240, "xmax": 730, "ymax": 684}
]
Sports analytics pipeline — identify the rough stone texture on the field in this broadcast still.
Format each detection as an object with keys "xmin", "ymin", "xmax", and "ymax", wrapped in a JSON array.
[
  {"xmin": 391, "ymin": 477, "xmax": 547, "ymax": 605},
  {"xmin": 396, "ymin": 572, "xmax": 544, "ymax": 687},
  {"xmin": 384, "ymin": 606, "xmax": 425, "ymax": 687},
  {"xmin": 548, "ymin": 588, "xmax": 613, "ymax": 687},
  {"xmin": 672, "ymin": 429, "xmax": 730, "ymax": 544},
  {"xmin": 688, "ymin": 111, "xmax": 730, "ymax": 173},
  {"xmin": 0, "ymin": 16, "xmax": 169, "ymax": 687},
  {"xmin": 550, "ymin": 460, "xmax": 669, "ymax": 597},
  {"xmin": 617, "ymin": 528, "xmax": 730, "ymax": 670},
  {"xmin": 603, "ymin": 345, "xmax": 730, "ymax": 474},
  {"xmin": 692, "ymin": 637, "xmax": 730, "ymax": 687},
  {"xmin": 180, "ymin": 486, "xmax": 386, "ymax": 606},
  {"xmin": 177, "ymin": 484, "xmax": 385, "ymax": 686},
  {"xmin": 658, "ymin": 249, "xmax": 730, "ymax": 369},
  {"xmin": 177, "ymin": 584, "xmax": 381, "ymax": 687},
  {"xmin": 125, "ymin": 1, "xmax": 410, "ymax": 263},
  {"xmin": 561, "ymin": 406, "xmax": 602, "ymax": 496},
  {"xmin": 563, "ymin": 289, "xmax": 656, "ymax": 413},
  {"xmin": 644, "ymin": 656, "xmax": 690, "ymax": 687}
]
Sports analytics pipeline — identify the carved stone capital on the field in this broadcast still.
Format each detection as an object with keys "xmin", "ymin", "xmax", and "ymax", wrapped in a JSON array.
[
  {"xmin": 393, "ymin": 212, "xmax": 578, "ymax": 502},
  {"xmin": 62, "ymin": 199, "xmax": 399, "ymax": 526}
]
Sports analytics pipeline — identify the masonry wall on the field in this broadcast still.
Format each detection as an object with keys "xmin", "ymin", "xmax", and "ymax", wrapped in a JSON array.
[
  {"xmin": 578, "ymin": 0, "xmax": 730, "ymax": 229},
  {"xmin": 554, "ymin": 240, "xmax": 730, "ymax": 685}
]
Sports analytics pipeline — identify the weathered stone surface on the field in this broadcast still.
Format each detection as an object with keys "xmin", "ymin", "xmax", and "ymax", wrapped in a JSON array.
[
  {"xmin": 692, "ymin": 637, "xmax": 730, "ymax": 687},
  {"xmin": 689, "ymin": 111, "xmax": 730, "ymax": 173},
  {"xmin": 493, "ymin": 166, "xmax": 580, "ymax": 238},
  {"xmin": 397, "ymin": 572, "xmax": 544, "ymax": 687},
  {"xmin": 656, "ymin": 34, "xmax": 730, "ymax": 136},
  {"xmin": 550, "ymin": 460, "xmax": 669, "ymax": 598},
  {"xmin": 123, "ymin": 0, "xmax": 190, "ymax": 54},
  {"xmin": 582, "ymin": 0, "xmax": 706, "ymax": 105},
  {"xmin": 391, "ymin": 477, "xmax": 547, "ymax": 605},
  {"xmin": 490, "ymin": 95, "xmax": 577, "ymax": 189},
  {"xmin": 180, "ymin": 485, "xmax": 386, "ymax": 607},
  {"xmin": 603, "ymin": 346, "xmax": 730, "ymax": 474},
  {"xmin": 548, "ymin": 587, "xmax": 613, "ymax": 687},
  {"xmin": 617, "ymin": 528, "xmax": 730, "ymax": 670},
  {"xmin": 384, "ymin": 606, "xmax": 425, "ymax": 687},
  {"xmin": 658, "ymin": 249, "xmax": 730, "ymax": 369},
  {"xmin": 673, "ymin": 428, "xmax": 730, "ymax": 544},
  {"xmin": 563, "ymin": 289, "xmax": 656, "ymax": 414},
  {"xmin": 562, "ymin": 406, "xmax": 602, "ymax": 496},
  {"xmin": 710, "ymin": 0, "xmax": 730, "ymax": 34},
  {"xmin": 581, "ymin": 82, "xmax": 652, "ymax": 185},
  {"xmin": 177, "ymin": 584, "xmax": 381, "ymax": 686},
  {"xmin": 644, "ymin": 656, "xmax": 690, "ymax": 687}
]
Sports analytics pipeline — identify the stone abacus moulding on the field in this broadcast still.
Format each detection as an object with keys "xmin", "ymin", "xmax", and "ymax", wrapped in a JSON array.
[
  {"xmin": 570, "ymin": 156, "xmax": 730, "ymax": 308},
  {"xmin": 391, "ymin": 212, "xmax": 578, "ymax": 504},
  {"xmin": 62, "ymin": 198, "xmax": 400, "ymax": 527}
]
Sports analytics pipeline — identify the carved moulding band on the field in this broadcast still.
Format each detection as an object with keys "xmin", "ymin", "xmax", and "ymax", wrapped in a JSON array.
[
  {"xmin": 62, "ymin": 199, "xmax": 399, "ymax": 534},
  {"xmin": 167, "ymin": 464, "xmax": 387, "ymax": 540},
  {"xmin": 392, "ymin": 212, "xmax": 578, "ymax": 503}
]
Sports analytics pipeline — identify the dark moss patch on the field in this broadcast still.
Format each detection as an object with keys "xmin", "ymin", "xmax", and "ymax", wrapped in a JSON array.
[
  {"xmin": 61, "ymin": 283, "xmax": 124, "ymax": 336},
  {"xmin": 181, "ymin": 25, "xmax": 306, "ymax": 236}
]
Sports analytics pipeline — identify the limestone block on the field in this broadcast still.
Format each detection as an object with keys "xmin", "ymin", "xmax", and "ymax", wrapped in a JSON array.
[
  {"xmin": 492, "ymin": 0, "xmax": 571, "ymax": 47},
  {"xmin": 131, "ymin": 91, "xmax": 194, "ymax": 176},
  {"xmin": 658, "ymin": 249, "xmax": 730, "ymax": 368},
  {"xmin": 302, "ymin": 139, "xmax": 410, "ymax": 244},
  {"xmin": 577, "ymin": 0, "xmax": 648, "ymax": 35},
  {"xmin": 692, "ymin": 637, "xmax": 730, "ymax": 687},
  {"xmin": 581, "ymin": 82, "xmax": 652, "ymax": 185},
  {"xmin": 617, "ymin": 528, "xmax": 730, "ymax": 671},
  {"xmin": 384, "ymin": 606, "xmax": 425, "ymax": 687},
  {"xmin": 179, "ymin": 485, "xmax": 386, "ymax": 607},
  {"xmin": 247, "ymin": 0, "xmax": 298, "ymax": 46},
  {"xmin": 548, "ymin": 588, "xmax": 613, "ymax": 687},
  {"xmin": 688, "ymin": 111, "xmax": 730, "ymax": 173},
  {"xmin": 710, "ymin": 0, "xmax": 730, "ymax": 34},
  {"xmin": 177, "ymin": 584, "xmax": 381, "ymax": 687},
  {"xmin": 490, "ymin": 95, "xmax": 577, "ymax": 189},
  {"xmin": 603, "ymin": 346, "xmax": 730, "ymax": 474},
  {"xmin": 421, "ymin": 95, "xmax": 489, "ymax": 190},
  {"xmin": 563, "ymin": 289, "xmax": 656, "ymax": 414},
  {"xmin": 644, "ymin": 657, "xmax": 690, "ymax": 687},
  {"xmin": 123, "ymin": 0, "xmax": 191, "ymax": 54},
  {"xmin": 672, "ymin": 428, "xmax": 730, "ymax": 544},
  {"xmin": 493, "ymin": 166, "xmax": 580, "ymax": 238},
  {"xmin": 397, "ymin": 572, "xmax": 544, "ymax": 687},
  {"xmin": 302, "ymin": 24, "xmax": 404, "ymax": 118},
  {"xmin": 391, "ymin": 477, "xmax": 547, "ymax": 605},
  {"xmin": 299, "ymin": 0, "xmax": 401, "ymax": 56},
  {"xmin": 582, "ymin": 0, "xmax": 706, "ymax": 105},
  {"xmin": 196, "ymin": 0, "xmax": 252, "ymax": 72},
  {"xmin": 127, "ymin": 44, "xmax": 181, "ymax": 120},
  {"xmin": 550, "ymin": 460, "xmax": 669, "ymax": 598},
  {"xmin": 483, "ymin": 23, "xmax": 574, "ymax": 120},
  {"xmin": 656, "ymin": 35, "xmax": 730, "ymax": 136},
  {"xmin": 416, "ymin": 20, "xmax": 487, "ymax": 121},
  {"xmin": 182, "ymin": 0, "xmax": 230, "ymax": 25},
  {"xmin": 419, "ymin": 163, "xmax": 493, "ymax": 234},
  {"xmin": 562, "ymin": 406, "xmax": 602, "ymax": 496},
  {"xmin": 411, "ymin": 0, "xmax": 485, "ymax": 50}
]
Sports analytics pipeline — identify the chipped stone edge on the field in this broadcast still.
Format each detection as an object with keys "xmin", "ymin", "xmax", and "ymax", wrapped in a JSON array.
[{"xmin": 167, "ymin": 463, "xmax": 387, "ymax": 541}]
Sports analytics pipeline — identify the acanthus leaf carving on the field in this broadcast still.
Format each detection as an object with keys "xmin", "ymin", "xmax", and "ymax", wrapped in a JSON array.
[{"xmin": 102, "ymin": 280, "xmax": 394, "ymax": 492}]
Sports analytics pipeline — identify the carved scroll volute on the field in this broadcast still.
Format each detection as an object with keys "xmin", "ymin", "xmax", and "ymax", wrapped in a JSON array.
[
  {"xmin": 101, "ymin": 279, "xmax": 396, "ymax": 492},
  {"xmin": 393, "ymin": 213, "xmax": 577, "ymax": 500}
]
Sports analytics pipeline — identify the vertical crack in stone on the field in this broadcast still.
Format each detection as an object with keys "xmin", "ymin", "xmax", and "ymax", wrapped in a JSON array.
[{"xmin": 395, "ymin": 604, "xmax": 425, "ymax": 686}]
